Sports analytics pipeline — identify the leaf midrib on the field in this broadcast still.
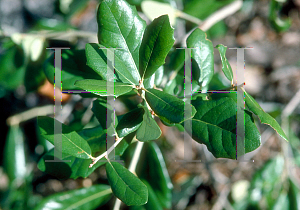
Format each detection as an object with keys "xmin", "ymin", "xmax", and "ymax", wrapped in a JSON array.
[
  {"xmin": 104, "ymin": 1, "xmax": 141, "ymax": 84},
  {"xmin": 108, "ymin": 161, "xmax": 145, "ymax": 202},
  {"xmin": 146, "ymin": 89, "xmax": 183, "ymax": 115},
  {"xmin": 61, "ymin": 132, "xmax": 91, "ymax": 158},
  {"xmin": 65, "ymin": 188, "xmax": 112, "ymax": 210},
  {"xmin": 142, "ymin": 18, "xmax": 165, "ymax": 80}
]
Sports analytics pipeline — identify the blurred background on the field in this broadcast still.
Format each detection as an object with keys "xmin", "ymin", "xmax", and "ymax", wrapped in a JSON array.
[{"xmin": 0, "ymin": 0, "xmax": 300, "ymax": 209}]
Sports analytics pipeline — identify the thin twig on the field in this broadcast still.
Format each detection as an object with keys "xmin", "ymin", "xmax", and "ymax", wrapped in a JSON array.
[
  {"xmin": 181, "ymin": 0, "xmax": 243, "ymax": 47},
  {"xmin": 9, "ymin": 30, "xmax": 97, "ymax": 40},
  {"xmin": 281, "ymin": 88, "xmax": 300, "ymax": 186},
  {"xmin": 281, "ymin": 88, "xmax": 300, "ymax": 118},
  {"xmin": 113, "ymin": 199, "xmax": 122, "ymax": 210},
  {"xmin": 89, "ymin": 137, "xmax": 124, "ymax": 167},
  {"xmin": 128, "ymin": 141, "xmax": 144, "ymax": 174},
  {"xmin": 199, "ymin": 0, "xmax": 243, "ymax": 31},
  {"xmin": 7, "ymin": 105, "xmax": 54, "ymax": 126},
  {"xmin": 176, "ymin": 10, "xmax": 202, "ymax": 25}
]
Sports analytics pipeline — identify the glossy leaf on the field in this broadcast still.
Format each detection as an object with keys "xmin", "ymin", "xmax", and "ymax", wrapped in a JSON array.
[
  {"xmin": 74, "ymin": 79, "xmax": 133, "ymax": 97},
  {"xmin": 187, "ymin": 28, "xmax": 214, "ymax": 88},
  {"xmin": 116, "ymin": 108, "xmax": 144, "ymax": 138},
  {"xmin": 145, "ymin": 88, "xmax": 196, "ymax": 124},
  {"xmin": 34, "ymin": 185, "xmax": 112, "ymax": 210},
  {"xmin": 85, "ymin": 43, "xmax": 139, "ymax": 85},
  {"xmin": 136, "ymin": 105, "xmax": 162, "ymax": 141},
  {"xmin": 4, "ymin": 125, "xmax": 27, "ymax": 182},
  {"xmin": 106, "ymin": 161, "xmax": 148, "ymax": 206},
  {"xmin": 215, "ymin": 44, "xmax": 233, "ymax": 83},
  {"xmin": 183, "ymin": 97, "xmax": 261, "ymax": 159},
  {"xmin": 168, "ymin": 47, "xmax": 184, "ymax": 72},
  {"xmin": 38, "ymin": 116, "xmax": 92, "ymax": 159},
  {"xmin": 137, "ymin": 142, "xmax": 173, "ymax": 208},
  {"xmin": 44, "ymin": 49, "xmax": 102, "ymax": 91},
  {"xmin": 85, "ymin": 43, "xmax": 110, "ymax": 80},
  {"xmin": 139, "ymin": 15, "xmax": 175, "ymax": 80},
  {"xmin": 244, "ymin": 89, "xmax": 288, "ymax": 141},
  {"xmin": 97, "ymin": 0, "xmax": 146, "ymax": 85}
]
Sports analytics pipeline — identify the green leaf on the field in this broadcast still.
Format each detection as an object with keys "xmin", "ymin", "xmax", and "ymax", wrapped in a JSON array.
[
  {"xmin": 4, "ymin": 125, "xmax": 27, "ymax": 182},
  {"xmin": 38, "ymin": 116, "xmax": 92, "ymax": 159},
  {"xmin": 85, "ymin": 43, "xmax": 110, "ymax": 79},
  {"xmin": 288, "ymin": 179, "xmax": 300, "ymax": 210},
  {"xmin": 136, "ymin": 105, "xmax": 162, "ymax": 141},
  {"xmin": 141, "ymin": 180, "xmax": 163, "ymax": 210},
  {"xmin": 74, "ymin": 79, "xmax": 134, "ymax": 97},
  {"xmin": 183, "ymin": 97, "xmax": 261, "ymax": 159},
  {"xmin": 143, "ymin": 74, "xmax": 155, "ymax": 89},
  {"xmin": 44, "ymin": 49, "xmax": 102, "ymax": 91},
  {"xmin": 187, "ymin": 28, "xmax": 214, "ymax": 88},
  {"xmin": 215, "ymin": 44, "xmax": 233, "ymax": 83},
  {"xmin": 92, "ymin": 98, "xmax": 118, "ymax": 130},
  {"xmin": 85, "ymin": 43, "xmax": 140, "ymax": 85},
  {"xmin": 37, "ymin": 148, "xmax": 105, "ymax": 179},
  {"xmin": 269, "ymin": 0, "xmax": 291, "ymax": 32},
  {"xmin": 244, "ymin": 89, "xmax": 288, "ymax": 141},
  {"xmin": 38, "ymin": 126, "xmax": 134, "ymax": 179},
  {"xmin": 116, "ymin": 108, "xmax": 144, "ymax": 138},
  {"xmin": 139, "ymin": 15, "xmax": 175, "ymax": 80},
  {"xmin": 24, "ymin": 41, "xmax": 47, "ymax": 92},
  {"xmin": 163, "ymin": 75, "xmax": 183, "ymax": 96},
  {"xmin": 0, "ymin": 44, "xmax": 25, "ymax": 90},
  {"xmin": 34, "ymin": 185, "xmax": 112, "ymax": 210},
  {"xmin": 137, "ymin": 142, "xmax": 173, "ymax": 208},
  {"xmin": 106, "ymin": 161, "xmax": 148, "ymax": 206},
  {"xmin": 154, "ymin": 66, "xmax": 164, "ymax": 86},
  {"xmin": 97, "ymin": 0, "xmax": 146, "ymax": 85},
  {"xmin": 145, "ymin": 88, "xmax": 196, "ymax": 124},
  {"xmin": 248, "ymin": 156, "xmax": 284, "ymax": 206},
  {"xmin": 24, "ymin": 60, "xmax": 46, "ymax": 92}
]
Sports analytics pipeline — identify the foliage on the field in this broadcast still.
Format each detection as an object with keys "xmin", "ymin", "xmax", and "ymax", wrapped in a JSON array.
[{"xmin": 0, "ymin": 0, "xmax": 294, "ymax": 209}]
